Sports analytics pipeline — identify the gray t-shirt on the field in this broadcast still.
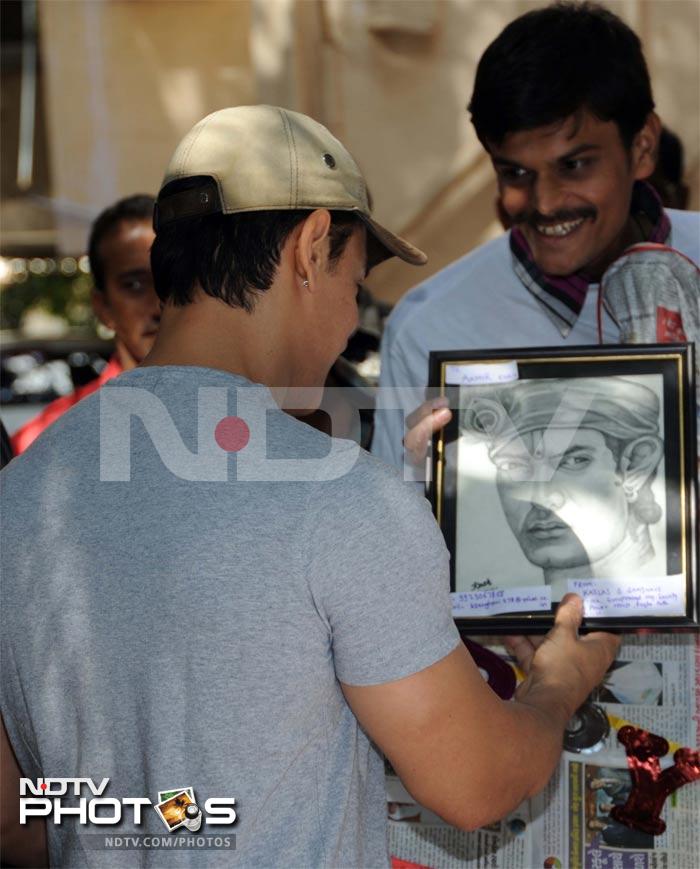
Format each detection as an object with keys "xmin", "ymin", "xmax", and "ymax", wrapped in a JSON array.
[{"xmin": 1, "ymin": 365, "xmax": 460, "ymax": 868}]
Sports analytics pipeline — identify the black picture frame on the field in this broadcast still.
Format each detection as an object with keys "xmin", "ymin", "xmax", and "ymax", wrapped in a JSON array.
[{"xmin": 428, "ymin": 344, "xmax": 698, "ymax": 634}]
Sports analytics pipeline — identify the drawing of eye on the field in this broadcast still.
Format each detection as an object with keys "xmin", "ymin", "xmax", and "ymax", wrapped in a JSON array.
[
  {"xmin": 557, "ymin": 453, "xmax": 593, "ymax": 471},
  {"xmin": 495, "ymin": 458, "xmax": 530, "ymax": 478}
]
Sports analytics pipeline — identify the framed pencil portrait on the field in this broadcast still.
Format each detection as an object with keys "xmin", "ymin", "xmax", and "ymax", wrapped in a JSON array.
[{"xmin": 427, "ymin": 344, "xmax": 698, "ymax": 634}]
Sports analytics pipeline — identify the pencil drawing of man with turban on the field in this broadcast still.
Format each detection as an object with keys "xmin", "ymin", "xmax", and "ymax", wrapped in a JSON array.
[{"xmin": 460, "ymin": 377, "xmax": 665, "ymax": 588}]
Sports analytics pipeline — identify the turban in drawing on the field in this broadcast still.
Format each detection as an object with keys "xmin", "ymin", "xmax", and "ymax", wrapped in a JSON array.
[{"xmin": 460, "ymin": 377, "xmax": 660, "ymax": 458}]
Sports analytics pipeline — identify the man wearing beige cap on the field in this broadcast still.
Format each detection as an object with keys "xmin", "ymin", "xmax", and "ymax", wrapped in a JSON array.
[{"xmin": 1, "ymin": 106, "xmax": 617, "ymax": 868}]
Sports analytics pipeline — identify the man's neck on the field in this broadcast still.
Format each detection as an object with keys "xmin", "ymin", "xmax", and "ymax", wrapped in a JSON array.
[
  {"xmin": 580, "ymin": 213, "xmax": 651, "ymax": 282},
  {"xmin": 115, "ymin": 341, "xmax": 139, "ymax": 372},
  {"xmin": 139, "ymin": 290, "xmax": 298, "ymax": 403}
]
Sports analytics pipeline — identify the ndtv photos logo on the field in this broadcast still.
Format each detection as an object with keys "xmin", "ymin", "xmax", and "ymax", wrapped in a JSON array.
[{"xmin": 19, "ymin": 778, "xmax": 236, "ymax": 832}]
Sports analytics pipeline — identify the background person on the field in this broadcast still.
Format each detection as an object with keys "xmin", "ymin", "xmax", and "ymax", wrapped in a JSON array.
[
  {"xmin": 10, "ymin": 194, "xmax": 159, "ymax": 454},
  {"xmin": 1, "ymin": 105, "xmax": 619, "ymax": 868},
  {"xmin": 649, "ymin": 126, "xmax": 690, "ymax": 211}
]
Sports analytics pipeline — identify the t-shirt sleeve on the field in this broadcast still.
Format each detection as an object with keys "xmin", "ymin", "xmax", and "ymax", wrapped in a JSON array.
[{"xmin": 305, "ymin": 455, "xmax": 460, "ymax": 686}]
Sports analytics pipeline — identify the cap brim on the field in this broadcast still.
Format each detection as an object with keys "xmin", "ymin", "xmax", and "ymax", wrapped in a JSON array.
[{"xmin": 358, "ymin": 213, "xmax": 427, "ymax": 266}]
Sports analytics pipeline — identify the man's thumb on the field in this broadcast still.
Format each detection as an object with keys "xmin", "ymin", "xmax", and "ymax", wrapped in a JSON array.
[{"xmin": 553, "ymin": 593, "xmax": 584, "ymax": 635}]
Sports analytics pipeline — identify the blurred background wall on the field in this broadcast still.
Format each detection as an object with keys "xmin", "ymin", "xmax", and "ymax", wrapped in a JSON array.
[{"xmin": 2, "ymin": 0, "xmax": 699, "ymax": 310}]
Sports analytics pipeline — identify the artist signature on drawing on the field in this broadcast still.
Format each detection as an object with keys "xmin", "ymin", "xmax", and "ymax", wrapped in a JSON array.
[{"xmin": 471, "ymin": 578, "xmax": 493, "ymax": 591}]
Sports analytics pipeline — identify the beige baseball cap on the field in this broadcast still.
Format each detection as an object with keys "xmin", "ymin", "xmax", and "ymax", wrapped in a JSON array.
[{"xmin": 154, "ymin": 105, "xmax": 427, "ymax": 266}]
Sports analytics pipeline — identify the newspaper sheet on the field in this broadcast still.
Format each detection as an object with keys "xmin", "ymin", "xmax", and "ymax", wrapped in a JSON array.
[{"xmin": 387, "ymin": 635, "xmax": 699, "ymax": 869}]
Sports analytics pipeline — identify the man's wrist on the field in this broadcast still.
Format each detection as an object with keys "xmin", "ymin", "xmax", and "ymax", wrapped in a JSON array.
[{"xmin": 515, "ymin": 677, "xmax": 578, "ymax": 732}]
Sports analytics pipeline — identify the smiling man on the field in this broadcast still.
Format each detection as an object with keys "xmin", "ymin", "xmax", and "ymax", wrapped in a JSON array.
[
  {"xmin": 490, "ymin": 112, "xmax": 658, "ymax": 281},
  {"xmin": 372, "ymin": 1, "xmax": 699, "ymax": 478},
  {"xmin": 11, "ymin": 194, "xmax": 159, "ymax": 454},
  {"xmin": 460, "ymin": 377, "xmax": 664, "ymax": 598}
]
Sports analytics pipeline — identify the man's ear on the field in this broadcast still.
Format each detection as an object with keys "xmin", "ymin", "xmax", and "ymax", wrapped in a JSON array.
[
  {"xmin": 632, "ymin": 112, "xmax": 662, "ymax": 181},
  {"xmin": 91, "ymin": 288, "xmax": 115, "ymax": 330},
  {"xmin": 294, "ymin": 209, "xmax": 332, "ymax": 291},
  {"xmin": 619, "ymin": 435, "xmax": 663, "ymax": 501}
]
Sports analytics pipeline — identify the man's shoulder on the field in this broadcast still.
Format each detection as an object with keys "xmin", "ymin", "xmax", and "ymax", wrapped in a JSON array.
[
  {"xmin": 384, "ymin": 233, "xmax": 515, "ymax": 344},
  {"xmin": 240, "ymin": 403, "xmax": 420, "ymax": 517},
  {"xmin": 668, "ymin": 209, "xmax": 700, "ymax": 263},
  {"xmin": 324, "ymin": 445, "xmax": 411, "ymax": 494},
  {"xmin": 315, "ymin": 447, "xmax": 433, "ymax": 523}
]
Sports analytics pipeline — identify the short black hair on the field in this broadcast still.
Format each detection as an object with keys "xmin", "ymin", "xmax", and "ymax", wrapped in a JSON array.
[
  {"xmin": 649, "ymin": 126, "xmax": 688, "ymax": 210},
  {"xmin": 468, "ymin": 1, "xmax": 654, "ymax": 149},
  {"xmin": 151, "ymin": 179, "xmax": 366, "ymax": 311},
  {"xmin": 656, "ymin": 127, "xmax": 684, "ymax": 187},
  {"xmin": 88, "ymin": 194, "xmax": 155, "ymax": 293}
]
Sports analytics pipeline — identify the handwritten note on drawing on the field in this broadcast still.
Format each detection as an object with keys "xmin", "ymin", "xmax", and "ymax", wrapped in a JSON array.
[
  {"xmin": 445, "ymin": 361, "xmax": 519, "ymax": 387},
  {"xmin": 452, "ymin": 586, "xmax": 552, "ymax": 617},
  {"xmin": 568, "ymin": 576, "xmax": 685, "ymax": 618}
]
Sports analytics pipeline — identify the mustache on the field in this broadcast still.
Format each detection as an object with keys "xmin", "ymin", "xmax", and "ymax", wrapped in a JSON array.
[{"xmin": 512, "ymin": 207, "xmax": 597, "ymax": 227}]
